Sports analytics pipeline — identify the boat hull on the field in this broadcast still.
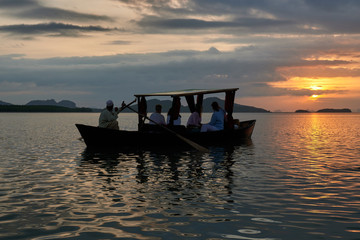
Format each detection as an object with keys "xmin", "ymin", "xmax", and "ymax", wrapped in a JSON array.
[{"xmin": 75, "ymin": 120, "xmax": 255, "ymax": 149}]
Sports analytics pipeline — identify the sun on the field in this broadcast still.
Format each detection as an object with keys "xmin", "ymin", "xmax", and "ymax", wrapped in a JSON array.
[
  {"xmin": 310, "ymin": 94, "xmax": 320, "ymax": 100},
  {"xmin": 309, "ymin": 85, "xmax": 322, "ymax": 100},
  {"xmin": 310, "ymin": 85, "xmax": 323, "ymax": 91}
]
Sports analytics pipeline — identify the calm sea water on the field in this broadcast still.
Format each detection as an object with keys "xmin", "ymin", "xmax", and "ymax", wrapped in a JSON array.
[{"xmin": 1, "ymin": 112, "xmax": 360, "ymax": 240}]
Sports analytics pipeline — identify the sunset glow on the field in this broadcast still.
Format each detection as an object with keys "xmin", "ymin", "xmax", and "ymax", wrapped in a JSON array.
[
  {"xmin": 310, "ymin": 86, "xmax": 323, "ymax": 91},
  {"xmin": 311, "ymin": 94, "xmax": 319, "ymax": 100},
  {"xmin": 0, "ymin": 1, "xmax": 360, "ymax": 112}
]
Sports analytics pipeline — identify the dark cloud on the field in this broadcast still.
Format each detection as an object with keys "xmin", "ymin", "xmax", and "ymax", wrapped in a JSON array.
[
  {"xmin": 0, "ymin": 46, "xmax": 312, "ymax": 105},
  {"xmin": 137, "ymin": 16, "xmax": 292, "ymax": 31},
  {"xmin": 0, "ymin": 0, "xmax": 113, "ymax": 22},
  {"xmin": 304, "ymin": 0, "xmax": 360, "ymax": 11},
  {"xmin": 18, "ymin": 7, "xmax": 113, "ymax": 22},
  {"xmin": 0, "ymin": 22, "xmax": 117, "ymax": 37},
  {"xmin": 0, "ymin": 41, "xmax": 358, "ymax": 108},
  {"xmin": 0, "ymin": 0, "xmax": 116, "ymax": 40},
  {"xmin": 0, "ymin": 0, "xmax": 37, "ymax": 8},
  {"xmin": 108, "ymin": 40, "xmax": 132, "ymax": 45},
  {"xmin": 117, "ymin": 0, "xmax": 360, "ymax": 34}
]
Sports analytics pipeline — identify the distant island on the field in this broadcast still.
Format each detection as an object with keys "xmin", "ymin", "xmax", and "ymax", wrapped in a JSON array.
[
  {"xmin": 0, "ymin": 105, "xmax": 93, "ymax": 113},
  {"xmin": 317, "ymin": 108, "xmax": 352, "ymax": 113},
  {"xmin": 0, "ymin": 99, "xmax": 92, "ymax": 112},
  {"xmin": 26, "ymin": 99, "xmax": 76, "ymax": 108},
  {"xmin": 0, "ymin": 97, "xmax": 270, "ymax": 113},
  {"xmin": 295, "ymin": 108, "xmax": 352, "ymax": 113},
  {"xmin": 295, "ymin": 109, "xmax": 310, "ymax": 113}
]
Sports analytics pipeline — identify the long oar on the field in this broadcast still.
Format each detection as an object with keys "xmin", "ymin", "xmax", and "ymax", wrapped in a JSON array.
[
  {"xmin": 117, "ymin": 99, "xmax": 137, "ymax": 113},
  {"xmin": 125, "ymin": 105, "xmax": 209, "ymax": 152}
]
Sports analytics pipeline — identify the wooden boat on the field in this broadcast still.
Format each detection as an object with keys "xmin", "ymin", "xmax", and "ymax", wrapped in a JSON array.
[{"xmin": 76, "ymin": 88, "xmax": 256, "ymax": 150}]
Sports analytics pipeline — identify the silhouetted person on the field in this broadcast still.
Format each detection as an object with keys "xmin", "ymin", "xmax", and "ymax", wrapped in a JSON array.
[
  {"xmin": 98, "ymin": 100, "xmax": 125, "ymax": 130},
  {"xmin": 149, "ymin": 104, "xmax": 166, "ymax": 125},
  {"xmin": 201, "ymin": 101, "xmax": 225, "ymax": 132}
]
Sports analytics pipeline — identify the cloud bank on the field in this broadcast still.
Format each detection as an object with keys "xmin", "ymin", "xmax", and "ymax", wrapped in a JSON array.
[{"xmin": 1, "ymin": 0, "xmax": 360, "ymax": 111}]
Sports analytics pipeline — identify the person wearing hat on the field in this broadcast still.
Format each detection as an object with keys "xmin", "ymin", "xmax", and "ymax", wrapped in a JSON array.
[{"xmin": 98, "ymin": 100, "xmax": 124, "ymax": 130}]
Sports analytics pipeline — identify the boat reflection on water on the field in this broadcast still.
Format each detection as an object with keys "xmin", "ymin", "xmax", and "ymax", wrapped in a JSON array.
[
  {"xmin": 74, "ymin": 139, "xmax": 255, "ymax": 240},
  {"xmin": 76, "ymin": 139, "xmax": 254, "ymax": 206}
]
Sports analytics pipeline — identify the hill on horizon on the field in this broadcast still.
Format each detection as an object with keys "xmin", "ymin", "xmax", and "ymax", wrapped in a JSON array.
[
  {"xmin": 0, "ymin": 99, "xmax": 90, "ymax": 112},
  {"xmin": 0, "ymin": 100, "xmax": 12, "ymax": 106},
  {"xmin": 26, "ymin": 99, "xmax": 76, "ymax": 108},
  {"xmin": 0, "ymin": 97, "xmax": 269, "ymax": 112}
]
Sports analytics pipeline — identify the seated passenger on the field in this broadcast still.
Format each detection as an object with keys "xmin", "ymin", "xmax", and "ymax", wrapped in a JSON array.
[
  {"xmin": 187, "ymin": 104, "xmax": 202, "ymax": 128},
  {"xmin": 167, "ymin": 107, "xmax": 181, "ymax": 125},
  {"xmin": 200, "ymin": 101, "xmax": 225, "ymax": 132},
  {"xmin": 149, "ymin": 104, "xmax": 166, "ymax": 125}
]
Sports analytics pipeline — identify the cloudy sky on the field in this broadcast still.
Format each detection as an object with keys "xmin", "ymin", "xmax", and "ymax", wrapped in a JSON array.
[{"xmin": 1, "ymin": 0, "xmax": 360, "ymax": 111}]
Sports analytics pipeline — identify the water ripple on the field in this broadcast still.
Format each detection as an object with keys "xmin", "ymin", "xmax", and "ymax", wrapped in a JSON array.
[{"xmin": 1, "ymin": 113, "xmax": 360, "ymax": 239}]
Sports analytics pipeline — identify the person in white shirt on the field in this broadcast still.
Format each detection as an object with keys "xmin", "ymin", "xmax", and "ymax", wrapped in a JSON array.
[
  {"xmin": 201, "ymin": 101, "xmax": 225, "ymax": 132},
  {"xmin": 98, "ymin": 100, "xmax": 124, "ymax": 130},
  {"xmin": 149, "ymin": 104, "xmax": 166, "ymax": 125}
]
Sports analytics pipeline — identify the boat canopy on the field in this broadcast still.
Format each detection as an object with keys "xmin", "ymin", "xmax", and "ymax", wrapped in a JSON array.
[
  {"xmin": 134, "ymin": 88, "xmax": 238, "ymax": 97},
  {"xmin": 134, "ymin": 88, "xmax": 239, "ymax": 130}
]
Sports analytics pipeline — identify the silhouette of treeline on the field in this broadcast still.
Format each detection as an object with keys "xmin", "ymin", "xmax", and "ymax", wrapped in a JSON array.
[{"xmin": 0, "ymin": 105, "xmax": 93, "ymax": 112}]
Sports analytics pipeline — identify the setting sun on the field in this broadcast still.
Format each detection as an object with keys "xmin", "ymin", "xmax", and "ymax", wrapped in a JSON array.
[
  {"xmin": 311, "ymin": 94, "xmax": 319, "ymax": 99},
  {"xmin": 309, "ymin": 86, "xmax": 323, "ymax": 91}
]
